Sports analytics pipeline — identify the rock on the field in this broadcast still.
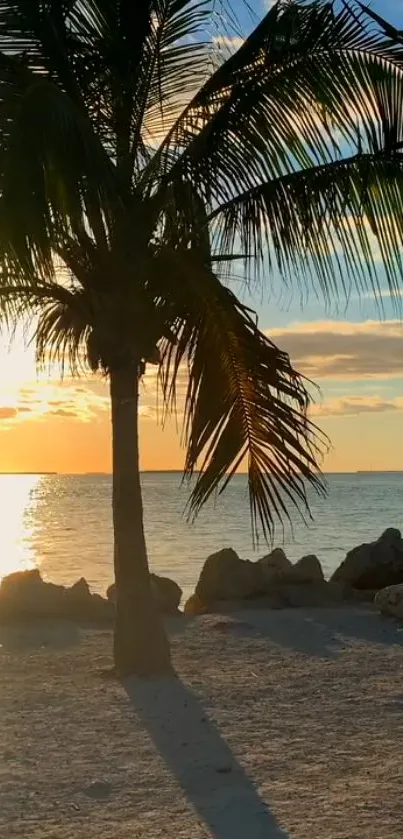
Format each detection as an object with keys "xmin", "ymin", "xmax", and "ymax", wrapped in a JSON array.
[
  {"xmin": 292, "ymin": 555, "xmax": 325, "ymax": 584},
  {"xmin": 378, "ymin": 528, "xmax": 401, "ymax": 546},
  {"xmin": 183, "ymin": 594, "xmax": 208, "ymax": 615},
  {"xmin": 0, "ymin": 569, "xmax": 112, "ymax": 624},
  {"xmin": 331, "ymin": 528, "xmax": 403, "ymax": 590},
  {"xmin": 107, "ymin": 573, "xmax": 182, "ymax": 614},
  {"xmin": 70, "ymin": 577, "xmax": 91, "ymax": 599},
  {"xmin": 374, "ymin": 584, "xmax": 403, "ymax": 620},
  {"xmin": 66, "ymin": 579, "xmax": 113, "ymax": 622},
  {"xmin": 82, "ymin": 781, "xmax": 112, "ymax": 800},
  {"xmin": 0, "ymin": 569, "xmax": 67, "ymax": 621},
  {"xmin": 195, "ymin": 548, "xmax": 259, "ymax": 603},
  {"xmin": 150, "ymin": 574, "xmax": 182, "ymax": 614},
  {"xmin": 258, "ymin": 548, "xmax": 294, "ymax": 589},
  {"xmin": 106, "ymin": 583, "xmax": 115, "ymax": 602}
]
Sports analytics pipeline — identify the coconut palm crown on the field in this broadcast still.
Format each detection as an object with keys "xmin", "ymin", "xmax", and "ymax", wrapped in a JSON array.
[{"xmin": 0, "ymin": 0, "xmax": 403, "ymax": 674}]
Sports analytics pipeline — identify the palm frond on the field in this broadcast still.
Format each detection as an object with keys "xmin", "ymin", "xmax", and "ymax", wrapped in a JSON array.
[
  {"xmin": 35, "ymin": 294, "xmax": 91, "ymax": 375},
  {"xmin": 149, "ymin": 1, "xmax": 403, "ymax": 212},
  {"xmin": 0, "ymin": 56, "xmax": 120, "ymax": 274},
  {"xmin": 132, "ymin": 2, "xmax": 212, "ymax": 159},
  {"xmin": 210, "ymin": 150, "xmax": 403, "ymax": 304},
  {"xmin": 156, "ymin": 247, "xmax": 327, "ymax": 541}
]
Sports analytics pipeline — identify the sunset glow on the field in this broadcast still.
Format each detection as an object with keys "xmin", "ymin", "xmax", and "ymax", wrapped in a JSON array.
[{"xmin": 0, "ymin": 311, "xmax": 403, "ymax": 474}]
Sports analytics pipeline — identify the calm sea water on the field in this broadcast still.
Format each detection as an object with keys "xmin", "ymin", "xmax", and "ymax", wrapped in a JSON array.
[{"xmin": 1, "ymin": 472, "xmax": 402, "ymax": 602}]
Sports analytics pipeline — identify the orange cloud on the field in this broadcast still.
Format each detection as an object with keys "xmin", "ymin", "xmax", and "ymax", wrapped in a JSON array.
[{"xmin": 0, "ymin": 407, "xmax": 19, "ymax": 420}]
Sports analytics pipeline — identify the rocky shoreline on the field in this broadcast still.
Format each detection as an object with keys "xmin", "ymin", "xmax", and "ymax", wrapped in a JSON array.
[
  {"xmin": 183, "ymin": 528, "xmax": 403, "ymax": 622},
  {"xmin": 1, "ymin": 527, "xmax": 403, "ymax": 625}
]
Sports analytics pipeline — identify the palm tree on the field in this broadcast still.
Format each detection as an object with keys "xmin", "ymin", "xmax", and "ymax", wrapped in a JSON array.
[{"xmin": 0, "ymin": 0, "xmax": 403, "ymax": 677}]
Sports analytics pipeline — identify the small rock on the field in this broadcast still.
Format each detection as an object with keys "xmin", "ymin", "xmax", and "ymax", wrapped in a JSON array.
[
  {"xmin": 82, "ymin": 781, "xmax": 112, "ymax": 800},
  {"xmin": 375, "ymin": 583, "xmax": 403, "ymax": 620}
]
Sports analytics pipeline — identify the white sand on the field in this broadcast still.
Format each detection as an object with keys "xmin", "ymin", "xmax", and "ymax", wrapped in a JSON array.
[{"xmin": 1, "ymin": 606, "xmax": 403, "ymax": 838}]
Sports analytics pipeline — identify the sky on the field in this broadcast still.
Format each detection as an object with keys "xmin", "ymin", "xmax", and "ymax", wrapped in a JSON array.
[{"xmin": 1, "ymin": 0, "xmax": 403, "ymax": 474}]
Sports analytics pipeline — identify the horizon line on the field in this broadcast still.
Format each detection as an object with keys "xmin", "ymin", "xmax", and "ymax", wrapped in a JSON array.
[{"xmin": 0, "ymin": 469, "xmax": 403, "ymax": 476}]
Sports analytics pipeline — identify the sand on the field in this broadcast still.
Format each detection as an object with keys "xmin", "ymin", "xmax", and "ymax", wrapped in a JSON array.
[{"xmin": 1, "ymin": 606, "xmax": 403, "ymax": 838}]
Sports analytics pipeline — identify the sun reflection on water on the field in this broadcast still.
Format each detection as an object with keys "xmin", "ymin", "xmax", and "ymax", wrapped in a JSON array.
[{"xmin": 0, "ymin": 475, "xmax": 41, "ymax": 580}]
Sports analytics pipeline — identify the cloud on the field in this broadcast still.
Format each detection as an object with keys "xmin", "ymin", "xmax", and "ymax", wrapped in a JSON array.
[
  {"xmin": 268, "ymin": 319, "xmax": 403, "ymax": 380},
  {"xmin": 0, "ymin": 378, "xmax": 110, "ymax": 427},
  {"xmin": 311, "ymin": 395, "xmax": 403, "ymax": 418},
  {"xmin": 50, "ymin": 407, "xmax": 83, "ymax": 419},
  {"xmin": 0, "ymin": 405, "xmax": 34, "ymax": 422},
  {"xmin": 363, "ymin": 288, "xmax": 403, "ymax": 302},
  {"xmin": 0, "ymin": 407, "xmax": 18, "ymax": 420},
  {"xmin": 212, "ymin": 35, "xmax": 245, "ymax": 51}
]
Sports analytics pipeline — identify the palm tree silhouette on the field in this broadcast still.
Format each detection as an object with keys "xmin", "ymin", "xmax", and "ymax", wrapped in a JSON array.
[{"xmin": 0, "ymin": 0, "xmax": 402, "ymax": 676}]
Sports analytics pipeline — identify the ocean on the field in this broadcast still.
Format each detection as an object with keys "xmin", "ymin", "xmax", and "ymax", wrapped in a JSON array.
[{"xmin": 1, "ymin": 471, "xmax": 402, "ymax": 602}]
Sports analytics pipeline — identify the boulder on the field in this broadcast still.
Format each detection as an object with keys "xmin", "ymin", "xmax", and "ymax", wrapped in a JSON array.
[
  {"xmin": 374, "ymin": 583, "xmax": 403, "ymax": 620},
  {"xmin": 0, "ymin": 569, "xmax": 67, "ymax": 621},
  {"xmin": 150, "ymin": 574, "xmax": 182, "ymax": 614},
  {"xmin": 292, "ymin": 555, "xmax": 325, "ymax": 584},
  {"xmin": 65, "ymin": 578, "xmax": 113, "ymax": 622},
  {"xmin": 195, "ymin": 548, "xmax": 259, "ymax": 603},
  {"xmin": 0, "ymin": 569, "xmax": 113, "ymax": 624},
  {"xmin": 107, "ymin": 573, "xmax": 182, "ymax": 614},
  {"xmin": 183, "ymin": 594, "xmax": 208, "ymax": 615},
  {"xmin": 258, "ymin": 548, "xmax": 294, "ymax": 589},
  {"xmin": 331, "ymin": 528, "xmax": 403, "ymax": 590}
]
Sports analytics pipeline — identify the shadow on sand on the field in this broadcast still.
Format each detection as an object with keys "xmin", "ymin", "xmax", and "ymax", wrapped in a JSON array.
[
  {"xmin": 0, "ymin": 620, "xmax": 81, "ymax": 652},
  {"xmin": 125, "ymin": 675, "xmax": 288, "ymax": 839},
  {"xmin": 236, "ymin": 605, "xmax": 403, "ymax": 659}
]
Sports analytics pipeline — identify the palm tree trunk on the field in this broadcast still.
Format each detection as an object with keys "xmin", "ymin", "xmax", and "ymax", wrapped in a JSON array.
[{"xmin": 110, "ymin": 366, "xmax": 173, "ymax": 678}]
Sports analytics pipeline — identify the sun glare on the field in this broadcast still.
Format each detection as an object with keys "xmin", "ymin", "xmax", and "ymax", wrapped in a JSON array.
[{"xmin": 0, "ymin": 474, "xmax": 40, "ymax": 579}]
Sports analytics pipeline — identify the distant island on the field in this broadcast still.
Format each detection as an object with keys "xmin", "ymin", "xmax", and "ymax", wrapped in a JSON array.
[
  {"xmin": 0, "ymin": 471, "xmax": 58, "ymax": 475},
  {"xmin": 356, "ymin": 470, "xmax": 403, "ymax": 474}
]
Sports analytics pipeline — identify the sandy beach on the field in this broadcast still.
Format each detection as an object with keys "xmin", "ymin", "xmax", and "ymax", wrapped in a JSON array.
[{"xmin": 1, "ymin": 606, "xmax": 402, "ymax": 838}]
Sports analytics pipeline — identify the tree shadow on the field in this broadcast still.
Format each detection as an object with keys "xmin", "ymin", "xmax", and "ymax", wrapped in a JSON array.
[
  {"xmin": 236, "ymin": 606, "xmax": 403, "ymax": 659},
  {"xmin": 0, "ymin": 620, "xmax": 81, "ymax": 652},
  {"xmin": 124, "ymin": 675, "xmax": 289, "ymax": 839}
]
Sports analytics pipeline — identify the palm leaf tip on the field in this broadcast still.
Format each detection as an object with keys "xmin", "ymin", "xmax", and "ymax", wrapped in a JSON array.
[
  {"xmin": 187, "ymin": 347, "xmax": 328, "ymax": 544},
  {"xmin": 159, "ymin": 254, "xmax": 328, "ymax": 543}
]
